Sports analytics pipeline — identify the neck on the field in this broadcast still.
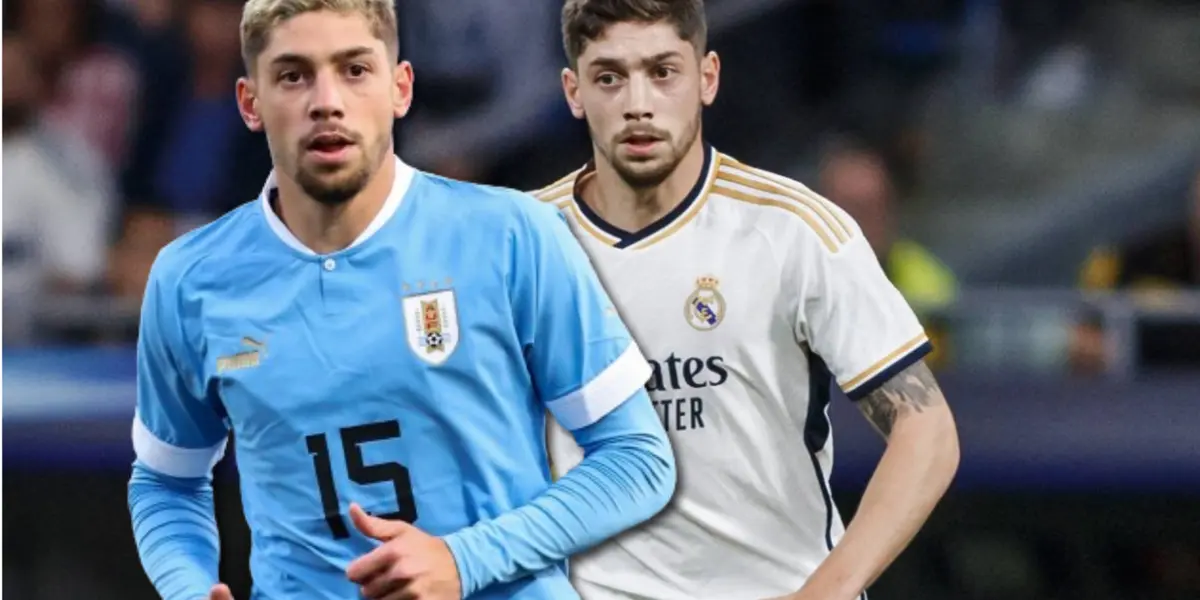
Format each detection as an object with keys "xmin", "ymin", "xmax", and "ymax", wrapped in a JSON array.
[
  {"xmin": 583, "ymin": 138, "xmax": 706, "ymax": 233},
  {"xmin": 274, "ymin": 155, "xmax": 395, "ymax": 255}
]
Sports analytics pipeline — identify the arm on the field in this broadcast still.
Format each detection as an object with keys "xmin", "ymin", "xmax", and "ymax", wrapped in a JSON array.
[
  {"xmin": 129, "ymin": 464, "xmax": 221, "ymax": 600},
  {"xmin": 790, "ymin": 219, "xmax": 959, "ymax": 600},
  {"xmin": 446, "ymin": 389, "xmax": 674, "ymax": 596},
  {"xmin": 790, "ymin": 361, "xmax": 958, "ymax": 600},
  {"xmin": 128, "ymin": 253, "xmax": 231, "ymax": 599},
  {"xmin": 447, "ymin": 198, "xmax": 675, "ymax": 595}
]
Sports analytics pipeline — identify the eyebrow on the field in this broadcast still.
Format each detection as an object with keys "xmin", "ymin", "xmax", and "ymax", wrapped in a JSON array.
[
  {"xmin": 269, "ymin": 46, "xmax": 377, "ymax": 68},
  {"xmin": 587, "ymin": 51, "xmax": 685, "ymax": 72}
]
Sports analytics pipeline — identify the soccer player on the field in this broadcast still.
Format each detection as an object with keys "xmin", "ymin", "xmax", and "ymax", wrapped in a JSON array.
[
  {"xmin": 127, "ymin": 1, "xmax": 676, "ymax": 599},
  {"xmin": 537, "ymin": 1, "xmax": 961, "ymax": 599}
]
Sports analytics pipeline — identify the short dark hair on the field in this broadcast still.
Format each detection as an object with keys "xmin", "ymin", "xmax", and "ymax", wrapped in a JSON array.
[{"xmin": 561, "ymin": 0, "xmax": 707, "ymax": 68}]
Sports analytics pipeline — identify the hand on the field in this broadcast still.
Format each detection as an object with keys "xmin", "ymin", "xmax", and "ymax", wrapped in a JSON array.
[
  {"xmin": 208, "ymin": 583, "xmax": 235, "ymax": 600},
  {"xmin": 346, "ymin": 503, "xmax": 462, "ymax": 600}
]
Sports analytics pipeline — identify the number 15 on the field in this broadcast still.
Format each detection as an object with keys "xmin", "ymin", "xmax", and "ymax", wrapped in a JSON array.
[{"xmin": 305, "ymin": 419, "xmax": 417, "ymax": 539}]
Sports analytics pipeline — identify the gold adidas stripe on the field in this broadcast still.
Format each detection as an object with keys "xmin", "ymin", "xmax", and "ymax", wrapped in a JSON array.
[
  {"xmin": 720, "ymin": 159, "xmax": 852, "ymax": 240},
  {"xmin": 712, "ymin": 184, "xmax": 838, "ymax": 253},
  {"xmin": 530, "ymin": 170, "xmax": 621, "ymax": 245},
  {"xmin": 841, "ymin": 333, "xmax": 929, "ymax": 392},
  {"xmin": 531, "ymin": 169, "xmax": 583, "ymax": 202},
  {"xmin": 537, "ymin": 189, "xmax": 572, "ymax": 206},
  {"xmin": 564, "ymin": 200, "xmax": 622, "ymax": 245},
  {"xmin": 716, "ymin": 167, "xmax": 850, "ymax": 245}
]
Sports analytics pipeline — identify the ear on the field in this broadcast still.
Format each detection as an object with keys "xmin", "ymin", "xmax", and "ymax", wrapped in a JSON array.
[
  {"xmin": 562, "ymin": 67, "xmax": 585, "ymax": 120},
  {"xmin": 392, "ymin": 60, "xmax": 415, "ymax": 119},
  {"xmin": 236, "ymin": 76, "xmax": 263, "ymax": 132},
  {"xmin": 699, "ymin": 51, "xmax": 720, "ymax": 107}
]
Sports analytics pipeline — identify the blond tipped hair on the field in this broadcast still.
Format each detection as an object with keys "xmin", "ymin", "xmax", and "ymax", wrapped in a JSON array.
[{"xmin": 240, "ymin": 0, "xmax": 399, "ymax": 72}]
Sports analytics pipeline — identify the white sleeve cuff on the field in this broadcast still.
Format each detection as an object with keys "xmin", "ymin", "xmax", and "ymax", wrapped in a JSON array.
[
  {"xmin": 546, "ymin": 342, "xmax": 651, "ymax": 431},
  {"xmin": 132, "ymin": 415, "xmax": 227, "ymax": 478}
]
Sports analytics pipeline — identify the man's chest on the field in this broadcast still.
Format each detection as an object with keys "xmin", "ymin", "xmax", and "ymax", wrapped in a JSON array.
[
  {"xmin": 580, "ymin": 235, "xmax": 801, "ymax": 437},
  {"xmin": 192, "ymin": 259, "xmax": 517, "ymax": 435},
  {"xmin": 584, "ymin": 235, "xmax": 792, "ymax": 356}
]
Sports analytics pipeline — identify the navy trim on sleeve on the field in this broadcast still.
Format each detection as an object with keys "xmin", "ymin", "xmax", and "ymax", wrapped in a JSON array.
[{"xmin": 845, "ymin": 341, "xmax": 933, "ymax": 401}]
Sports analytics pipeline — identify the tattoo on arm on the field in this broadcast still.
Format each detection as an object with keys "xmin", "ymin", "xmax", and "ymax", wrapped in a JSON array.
[{"xmin": 857, "ymin": 361, "xmax": 943, "ymax": 438}]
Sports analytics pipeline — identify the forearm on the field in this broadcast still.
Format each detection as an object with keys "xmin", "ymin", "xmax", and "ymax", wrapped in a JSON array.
[
  {"xmin": 799, "ymin": 361, "xmax": 959, "ymax": 599},
  {"xmin": 444, "ymin": 393, "xmax": 675, "ymax": 596},
  {"xmin": 806, "ymin": 411, "xmax": 958, "ymax": 597},
  {"xmin": 128, "ymin": 461, "xmax": 222, "ymax": 600}
]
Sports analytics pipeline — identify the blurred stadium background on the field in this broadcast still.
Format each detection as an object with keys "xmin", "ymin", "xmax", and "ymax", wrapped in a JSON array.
[{"xmin": 4, "ymin": 0, "xmax": 1200, "ymax": 598}]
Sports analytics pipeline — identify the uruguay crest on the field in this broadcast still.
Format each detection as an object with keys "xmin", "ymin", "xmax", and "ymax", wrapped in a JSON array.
[
  {"xmin": 684, "ymin": 275, "xmax": 725, "ymax": 331},
  {"xmin": 402, "ymin": 289, "xmax": 459, "ymax": 365}
]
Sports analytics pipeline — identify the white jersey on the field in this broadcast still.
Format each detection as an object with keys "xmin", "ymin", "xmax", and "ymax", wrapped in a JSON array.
[{"xmin": 533, "ymin": 145, "xmax": 930, "ymax": 600}]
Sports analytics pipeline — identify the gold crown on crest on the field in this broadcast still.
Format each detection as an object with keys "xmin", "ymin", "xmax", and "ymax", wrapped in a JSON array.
[{"xmin": 696, "ymin": 276, "xmax": 720, "ymax": 290}]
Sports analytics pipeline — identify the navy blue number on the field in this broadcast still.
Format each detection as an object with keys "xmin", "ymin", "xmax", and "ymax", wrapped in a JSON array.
[{"xmin": 305, "ymin": 419, "xmax": 417, "ymax": 539}]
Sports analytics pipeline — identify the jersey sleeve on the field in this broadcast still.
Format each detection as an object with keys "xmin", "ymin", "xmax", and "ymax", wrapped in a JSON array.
[
  {"xmin": 132, "ymin": 255, "xmax": 230, "ymax": 478},
  {"xmin": 510, "ymin": 198, "xmax": 650, "ymax": 431},
  {"xmin": 794, "ymin": 230, "xmax": 932, "ymax": 400}
]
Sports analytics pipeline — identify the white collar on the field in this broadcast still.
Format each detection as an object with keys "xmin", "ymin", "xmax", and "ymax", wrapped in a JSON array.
[{"xmin": 260, "ymin": 155, "xmax": 416, "ymax": 255}]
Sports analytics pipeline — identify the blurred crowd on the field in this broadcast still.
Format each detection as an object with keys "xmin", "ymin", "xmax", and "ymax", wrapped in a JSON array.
[
  {"xmin": 3, "ymin": 0, "xmax": 1199, "ymax": 376},
  {"xmin": 0, "ymin": 0, "xmax": 573, "ymax": 345},
  {"xmin": 4, "ymin": 0, "xmax": 262, "ymax": 344},
  {"xmin": 1072, "ymin": 168, "xmax": 1200, "ymax": 373}
]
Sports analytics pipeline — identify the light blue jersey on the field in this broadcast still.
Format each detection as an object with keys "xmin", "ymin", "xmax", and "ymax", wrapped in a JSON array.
[{"xmin": 131, "ymin": 157, "xmax": 662, "ymax": 599}]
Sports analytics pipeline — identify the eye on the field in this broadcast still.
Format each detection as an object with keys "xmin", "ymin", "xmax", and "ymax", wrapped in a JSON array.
[
  {"xmin": 277, "ymin": 70, "xmax": 303, "ymax": 85},
  {"xmin": 596, "ymin": 73, "xmax": 620, "ymax": 86},
  {"xmin": 652, "ymin": 65, "xmax": 676, "ymax": 79},
  {"xmin": 346, "ymin": 63, "xmax": 369, "ymax": 78}
]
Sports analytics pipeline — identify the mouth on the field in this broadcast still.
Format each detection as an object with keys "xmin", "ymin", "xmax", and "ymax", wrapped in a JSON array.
[
  {"xmin": 620, "ymin": 133, "xmax": 663, "ymax": 156},
  {"xmin": 305, "ymin": 132, "xmax": 357, "ymax": 163}
]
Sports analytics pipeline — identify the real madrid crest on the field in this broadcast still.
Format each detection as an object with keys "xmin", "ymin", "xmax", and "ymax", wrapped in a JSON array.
[
  {"xmin": 684, "ymin": 275, "xmax": 725, "ymax": 331},
  {"xmin": 402, "ymin": 288, "xmax": 460, "ymax": 365}
]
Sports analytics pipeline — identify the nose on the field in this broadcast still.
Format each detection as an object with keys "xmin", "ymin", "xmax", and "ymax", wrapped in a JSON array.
[
  {"xmin": 622, "ymin": 74, "xmax": 653, "ymax": 121},
  {"xmin": 308, "ymin": 71, "xmax": 346, "ymax": 121}
]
